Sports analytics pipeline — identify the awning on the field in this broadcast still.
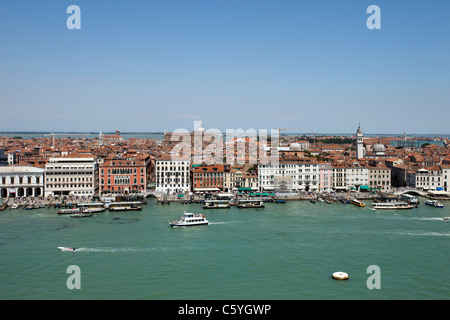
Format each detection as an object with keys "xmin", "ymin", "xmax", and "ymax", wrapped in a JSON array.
[
  {"xmin": 238, "ymin": 187, "xmax": 252, "ymax": 191},
  {"xmin": 194, "ymin": 188, "xmax": 220, "ymax": 191},
  {"xmin": 217, "ymin": 193, "xmax": 233, "ymax": 197}
]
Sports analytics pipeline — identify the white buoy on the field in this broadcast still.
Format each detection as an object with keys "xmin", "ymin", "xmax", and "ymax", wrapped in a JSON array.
[{"xmin": 332, "ymin": 272, "xmax": 349, "ymax": 280}]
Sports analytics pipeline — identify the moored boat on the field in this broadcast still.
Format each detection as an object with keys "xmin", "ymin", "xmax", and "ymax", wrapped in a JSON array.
[
  {"xmin": 350, "ymin": 199, "xmax": 365, "ymax": 207},
  {"xmin": 237, "ymin": 200, "xmax": 265, "ymax": 208},
  {"xmin": 58, "ymin": 208, "xmax": 81, "ymax": 215},
  {"xmin": 108, "ymin": 201, "xmax": 142, "ymax": 211},
  {"xmin": 202, "ymin": 200, "xmax": 230, "ymax": 209},
  {"xmin": 70, "ymin": 212, "xmax": 93, "ymax": 218}
]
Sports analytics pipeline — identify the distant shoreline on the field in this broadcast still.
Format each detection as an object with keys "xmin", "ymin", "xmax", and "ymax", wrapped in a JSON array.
[{"xmin": 1, "ymin": 131, "xmax": 449, "ymax": 138}]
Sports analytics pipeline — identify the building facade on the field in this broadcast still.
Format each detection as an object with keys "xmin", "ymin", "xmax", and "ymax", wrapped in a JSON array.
[
  {"xmin": 407, "ymin": 166, "xmax": 443, "ymax": 190},
  {"xmin": 258, "ymin": 160, "xmax": 319, "ymax": 192},
  {"xmin": 192, "ymin": 164, "xmax": 225, "ymax": 192},
  {"xmin": 332, "ymin": 165, "xmax": 347, "ymax": 190},
  {"xmin": 442, "ymin": 165, "xmax": 450, "ymax": 192},
  {"xmin": 99, "ymin": 154, "xmax": 150, "ymax": 195},
  {"xmin": 155, "ymin": 156, "xmax": 191, "ymax": 193},
  {"xmin": 0, "ymin": 166, "xmax": 44, "ymax": 198},
  {"xmin": 346, "ymin": 163, "xmax": 369, "ymax": 190},
  {"xmin": 318, "ymin": 162, "xmax": 333, "ymax": 191},
  {"xmin": 44, "ymin": 153, "xmax": 98, "ymax": 197},
  {"xmin": 368, "ymin": 165, "xmax": 391, "ymax": 192}
]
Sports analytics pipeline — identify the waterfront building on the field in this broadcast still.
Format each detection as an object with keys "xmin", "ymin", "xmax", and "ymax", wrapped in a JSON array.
[
  {"xmin": 345, "ymin": 162, "xmax": 369, "ymax": 191},
  {"xmin": 192, "ymin": 164, "xmax": 225, "ymax": 192},
  {"xmin": 155, "ymin": 155, "xmax": 190, "ymax": 193},
  {"xmin": 0, "ymin": 166, "xmax": 45, "ymax": 198},
  {"xmin": 44, "ymin": 153, "xmax": 98, "ymax": 197},
  {"xmin": 442, "ymin": 164, "xmax": 450, "ymax": 192},
  {"xmin": 258, "ymin": 159, "xmax": 319, "ymax": 192},
  {"xmin": 332, "ymin": 164, "xmax": 347, "ymax": 190},
  {"xmin": 406, "ymin": 166, "xmax": 443, "ymax": 191},
  {"xmin": 318, "ymin": 162, "xmax": 333, "ymax": 191},
  {"xmin": 99, "ymin": 153, "xmax": 151, "ymax": 195},
  {"xmin": 368, "ymin": 165, "xmax": 391, "ymax": 192}
]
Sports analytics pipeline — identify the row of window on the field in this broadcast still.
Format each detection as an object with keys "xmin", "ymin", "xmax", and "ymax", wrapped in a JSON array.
[
  {"xmin": 101, "ymin": 168, "xmax": 144, "ymax": 175},
  {"xmin": 101, "ymin": 178, "xmax": 144, "ymax": 185},
  {"xmin": 47, "ymin": 184, "xmax": 93, "ymax": 188},
  {"xmin": 1, "ymin": 177, "xmax": 41, "ymax": 184}
]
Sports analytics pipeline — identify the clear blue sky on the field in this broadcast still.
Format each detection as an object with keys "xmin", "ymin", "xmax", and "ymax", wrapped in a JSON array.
[{"xmin": 0, "ymin": 0, "xmax": 449, "ymax": 134}]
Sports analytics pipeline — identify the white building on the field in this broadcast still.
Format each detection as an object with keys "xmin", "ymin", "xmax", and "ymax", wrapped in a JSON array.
[
  {"xmin": 346, "ymin": 163, "xmax": 369, "ymax": 190},
  {"xmin": 0, "ymin": 166, "xmax": 45, "ymax": 198},
  {"xmin": 258, "ymin": 160, "xmax": 319, "ymax": 192},
  {"xmin": 44, "ymin": 153, "xmax": 98, "ymax": 197},
  {"xmin": 155, "ymin": 155, "xmax": 191, "ymax": 193},
  {"xmin": 442, "ymin": 165, "xmax": 450, "ymax": 192},
  {"xmin": 407, "ymin": 166, "xmax": 443, "ymax": 191}
]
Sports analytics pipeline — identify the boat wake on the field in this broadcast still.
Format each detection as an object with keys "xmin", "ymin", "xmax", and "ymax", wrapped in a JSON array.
[
  {"xmin": 208, "ymin": 221, "xmax": 238, "ymax": 225},
  {"xmin": 395, "ymin": 231, "xmax": 450, "ymax": 237},
  {"xmin": 409, "ymin": 217, "xmax": 446, "ymax": 221},
  {"xmin": 69, "ymin": 247, "xmax": 157, "ymax": 253}
]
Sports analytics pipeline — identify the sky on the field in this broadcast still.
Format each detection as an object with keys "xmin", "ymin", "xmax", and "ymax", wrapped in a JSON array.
[{"xmin": 0, "ymin": 0, "xmax": 449, "ymax": 134}]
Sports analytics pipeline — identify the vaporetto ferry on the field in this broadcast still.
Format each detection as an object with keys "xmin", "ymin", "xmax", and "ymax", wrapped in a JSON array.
[{"xmin": 371, "ymin": 202, "xmax": 413, "ymax": 210}]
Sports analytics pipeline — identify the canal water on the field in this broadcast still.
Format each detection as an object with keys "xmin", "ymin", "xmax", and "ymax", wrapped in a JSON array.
[{"xmin": 0, "ymin": 198, "xmax": 449, "ymax": 300}]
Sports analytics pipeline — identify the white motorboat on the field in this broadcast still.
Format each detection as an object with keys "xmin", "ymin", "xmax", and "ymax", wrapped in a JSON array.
[
  {"xmin": 11, "ymin": 204, "xmax": 19, "ymax": 209},
  {"xmin": 169, "ymin": 211, "xmax": 209, "ymax": 227},
  {"xmin": 57, "ymin": 247, "xmax": 76, "ymax": 252},
  {"xmin": 425, "ymin": 200, "xmax": 444, "ymax": 208}
]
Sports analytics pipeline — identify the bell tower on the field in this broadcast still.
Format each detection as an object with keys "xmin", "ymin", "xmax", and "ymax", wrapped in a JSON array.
[{"xmin": 356, "ymin": 124, "xmax": 364, "ymax": 159}]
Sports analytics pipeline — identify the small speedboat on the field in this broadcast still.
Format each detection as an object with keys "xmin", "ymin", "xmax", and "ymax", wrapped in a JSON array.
[
  {"xmin": 57, "ymin": 247, "xmax": 76, "ymax": 252},
  {"xmin": 11, "ymin": 204, "xmax": 18, "ymax": 209},
  {"xmin": 443, "ymin": 217, "xmax": 450, "ymax": 221}
]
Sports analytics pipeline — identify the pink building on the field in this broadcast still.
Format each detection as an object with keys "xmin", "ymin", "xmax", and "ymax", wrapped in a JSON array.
[{"xmin": 318, "ymin": 162, "xmax": 333, "ymax": 191}]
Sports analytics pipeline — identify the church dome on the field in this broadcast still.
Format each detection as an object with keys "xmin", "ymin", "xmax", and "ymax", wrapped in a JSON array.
[
  {"xmin": 373, "ymin": 142, "xmax": 385, "ymax": 154},
  {"xmin": 290, "ymin": 143, "xmax": 301, "ymax": 151}
]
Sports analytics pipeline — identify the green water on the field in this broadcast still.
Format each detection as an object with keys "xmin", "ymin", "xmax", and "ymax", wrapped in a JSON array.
[{"xmin": 0, "ymin": 198, "xmax": 449, "ymax": 300}]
